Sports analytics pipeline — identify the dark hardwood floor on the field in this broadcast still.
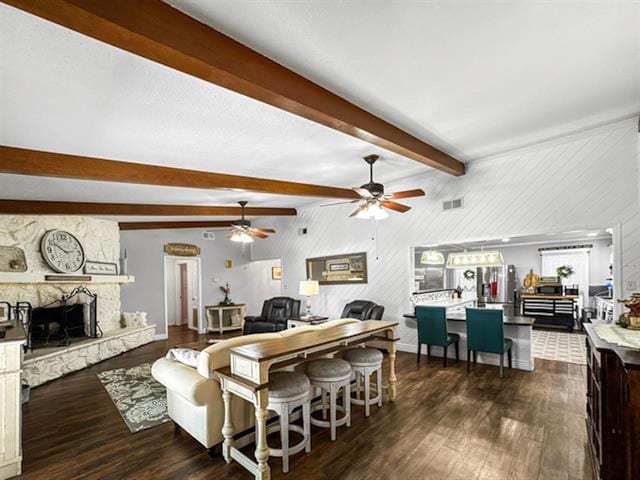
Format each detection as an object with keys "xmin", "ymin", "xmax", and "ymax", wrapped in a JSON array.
[{"xmin": 18, "ymin": 325, "xmax": 593, "ymax": 480}]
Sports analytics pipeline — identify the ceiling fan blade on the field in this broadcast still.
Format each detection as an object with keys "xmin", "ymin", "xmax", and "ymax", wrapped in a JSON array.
[
  {"xmin": 381, "ymin": 200, "xmax": 411, "ymax": 213},
  {"xmin": 353, "ymin": 187, "xmax": 373, "ymax": 199},
  {"xmin": 253, "ymin": 228, "xmax": 275, "ymax": 234},
  {"xmin": 247, "ymin": 230, "xmax": 269, "ymax": 239},
  {"xmin": 349, "ymin": 204, "xmax": 367, "ymax": 217},
  {"xmin": 385, "ymin": 188, "xmax": 426, "ymax": 200},
  {"xmin": 320, "ymin": 200, "xmax": 359, "ymax": 207}
]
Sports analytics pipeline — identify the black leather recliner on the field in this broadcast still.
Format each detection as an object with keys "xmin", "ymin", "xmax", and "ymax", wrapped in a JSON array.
[
  {"xmin": 243, "ymin": 297, "xmax": 301, "ymax": 334},
  {"xmin": 341, "ymin": 300, "xmax": 385, "ymax": 321}
]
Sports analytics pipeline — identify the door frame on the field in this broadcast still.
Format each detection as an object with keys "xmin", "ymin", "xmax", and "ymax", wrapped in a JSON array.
[{"xmin": 163, "ymin": 255, "xmax": 204, "ymax": 338}]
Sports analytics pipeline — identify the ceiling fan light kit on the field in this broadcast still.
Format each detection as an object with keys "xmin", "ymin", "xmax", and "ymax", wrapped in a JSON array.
[
  {"xmin": 322, "ymin": 154, "xmax": 426, "ymax": 219},
  {"xmin": 220, "ymin": 201, "xmax": 276, "ymax": 243},
  {"xmin": 229, "ymin": 230, "xmax": 254, "ymax": 243}
]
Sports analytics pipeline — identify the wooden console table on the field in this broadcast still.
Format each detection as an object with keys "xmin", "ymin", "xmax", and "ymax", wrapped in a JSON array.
[
  {"xmin": 215, "ymin": 320, "xmax": 398, "ymax": 480},
  {"xmin": 205, "ymin": 304, "xmax": 246, "ymax": 334}
]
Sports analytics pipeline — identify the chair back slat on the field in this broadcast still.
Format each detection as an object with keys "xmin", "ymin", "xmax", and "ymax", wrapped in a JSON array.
[
  {"xmin": 416, "ymin": 306, "xmax": 448, "ymax": 346},
  {"xmin": 465, "ymin": 308, "xmax": 505, "ymax": 354}
]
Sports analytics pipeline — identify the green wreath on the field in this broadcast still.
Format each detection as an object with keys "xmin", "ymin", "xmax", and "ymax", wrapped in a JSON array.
[
  {"xmin": 463, "ymin": 269, "xmax": 475, "ymax": 280},
  {"xmin": 556, "ymin": 265, "xmax": 574, "ymax": 279}
]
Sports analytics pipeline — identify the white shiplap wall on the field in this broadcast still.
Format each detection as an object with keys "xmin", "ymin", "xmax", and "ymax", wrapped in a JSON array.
[{"xmin": 253, "ymin": 119, "xmax": 640, "ymax": 352}]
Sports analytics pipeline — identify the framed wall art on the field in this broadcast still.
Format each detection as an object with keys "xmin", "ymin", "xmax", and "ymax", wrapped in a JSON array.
[{"xmin": 306, "ymin": 252, "xmax": 367, "ymax": 285}]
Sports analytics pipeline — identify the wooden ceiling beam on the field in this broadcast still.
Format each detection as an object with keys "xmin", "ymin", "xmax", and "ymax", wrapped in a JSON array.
[
  {"xmin": 0, "ymin": 199, "xmax": 297, "ymax": 216},
  {"xmin": 1, "ymin": 0, "xmax": 465, "ymax": 176},
  {"xmin": 0, "ymin": 146, "xmax": 359, "ymax": 199},
  {"xmin": 119, "ymin": 221, "xmax": 234, "ymax": 231}
]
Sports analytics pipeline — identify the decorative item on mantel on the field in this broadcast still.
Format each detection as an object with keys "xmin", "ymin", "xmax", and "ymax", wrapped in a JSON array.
[
  {"xmin": 164, "ymin": 243, "xmax": 201, "ymax": 257},
  {"xmin": 84, "ymin": 261, "xmax": 118, "ymax": 275},
  {"xmin": 219, "ymin": 282, "xmax": 233, "ymax": 306},
  {"xmin": 119, "ymin": 248, "xmax": 128, "ymax": 275},
  {"xmin": 0, "ymin": 246, "xmax": 28, "ymax": 273},
  {"xmin": 617, "ymin": 293, "xmax": 640, "ymax": 330}
]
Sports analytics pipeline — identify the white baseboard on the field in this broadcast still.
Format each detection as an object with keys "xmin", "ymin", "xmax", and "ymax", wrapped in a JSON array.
[{"xmin": 154, "ymin": 333, "xmax": 168, "ymax": 341}]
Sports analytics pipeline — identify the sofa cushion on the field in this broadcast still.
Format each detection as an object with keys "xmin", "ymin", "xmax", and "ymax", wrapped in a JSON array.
[{"xmin": 268, "ymin": 371, "xmax": 310, "ymax": 399}]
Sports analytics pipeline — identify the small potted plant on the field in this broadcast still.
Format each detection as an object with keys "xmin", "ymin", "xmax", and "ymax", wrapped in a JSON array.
[{"xmin": 219, "ymin": 282, "xmax": 232, "ymax": 306}]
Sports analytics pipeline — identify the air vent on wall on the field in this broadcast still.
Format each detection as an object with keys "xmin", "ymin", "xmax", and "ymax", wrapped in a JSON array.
[
  {"xmin": 202, "ymin": 231, "xmax": 216, "ymax": 240},
  {"xmin": 442, "ymin": 197, "xmax": 464, "ymax": 211}
]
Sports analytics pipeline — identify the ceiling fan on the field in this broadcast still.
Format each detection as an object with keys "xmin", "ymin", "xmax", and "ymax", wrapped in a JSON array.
[
  {"xmin": 226, "ymin": 201, "xmax": 275, "ymax": 243},
  {"xmin": 322, "ymin": 154, "xmax": 426, "ymax": 219}
]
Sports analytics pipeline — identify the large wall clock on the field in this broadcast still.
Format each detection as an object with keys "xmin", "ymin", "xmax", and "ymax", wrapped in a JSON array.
[{"xmin": 40, "ymin": 230, "xmax": 86, "ymax": 274}]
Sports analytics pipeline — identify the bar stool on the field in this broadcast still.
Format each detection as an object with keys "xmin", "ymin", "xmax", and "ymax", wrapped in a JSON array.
[
  {"xmin": 342, "ymin": 347, "xmax": 383, "ymax": 417},
  {"xmin": 265, "ymin": 371, "xmax": 311, "ymax": 473},
  {"xmin": 304, "ymin": 358, "xmax": 352, "ymax": 441}
]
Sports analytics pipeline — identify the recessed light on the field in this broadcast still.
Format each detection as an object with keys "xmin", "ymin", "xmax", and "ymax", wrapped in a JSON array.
[
  {"xmin": 501, "ymin": 238, "xmax": 511, "ymax": 242},
  {"xmin": 587, "ymin": 232, "xmax": 598, "ymax": 237}
]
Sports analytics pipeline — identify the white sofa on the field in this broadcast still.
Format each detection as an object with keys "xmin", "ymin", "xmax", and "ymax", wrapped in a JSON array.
[{"xmin": 151, "ymin": 319, "xmax": 359, "ymax": 450}]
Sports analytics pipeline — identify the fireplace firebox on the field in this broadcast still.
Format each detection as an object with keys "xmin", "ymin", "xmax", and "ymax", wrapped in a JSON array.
[{"xmin": 26, "ymin": 286, "xmax": 101, "ymax": 350}]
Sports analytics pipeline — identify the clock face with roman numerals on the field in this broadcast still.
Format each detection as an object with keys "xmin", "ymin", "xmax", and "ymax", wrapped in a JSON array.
[{"xmin": 40, "ymin": 230, "xmax": 86, "ymax": 274}]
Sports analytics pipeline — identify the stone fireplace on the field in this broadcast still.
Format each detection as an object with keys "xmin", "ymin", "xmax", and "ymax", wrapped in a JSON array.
[{"xmin": 0, "ymin": 215, "xmax": 155, "ymax": 387}]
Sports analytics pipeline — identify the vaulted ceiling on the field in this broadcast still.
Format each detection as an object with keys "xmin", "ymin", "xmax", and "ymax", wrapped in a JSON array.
[{"xmin": 0, "ymin": 1, "xmax": 638, "ymax": 225}]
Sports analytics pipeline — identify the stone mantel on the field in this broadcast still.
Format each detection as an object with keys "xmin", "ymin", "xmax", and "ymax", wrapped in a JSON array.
[{"xmin": 0, "ymin": 274, "xmax": 134, "ymax": 285}]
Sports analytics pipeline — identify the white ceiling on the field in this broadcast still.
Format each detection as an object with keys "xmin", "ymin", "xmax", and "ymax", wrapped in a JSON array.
[
  {"xmin": 169, "ymin": 0, "xmax": 640, "ymax": 160},
  {"xmin": 1, "ymin": 1, "xmax": 639, "ymax": 221}
]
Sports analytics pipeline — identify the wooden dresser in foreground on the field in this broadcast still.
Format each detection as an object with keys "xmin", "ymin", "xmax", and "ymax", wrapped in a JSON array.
[{"xmin": 584, "ymin": 324, "xmax": 640, "ymax": 480}]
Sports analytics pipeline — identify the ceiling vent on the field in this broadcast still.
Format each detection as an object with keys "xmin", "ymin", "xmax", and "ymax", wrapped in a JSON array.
[
  {"xmin": 442, "ymin": 197, "xmax": 464, "ymax": 211},
  {"xmin": 202, "ymin": 231, "xmax": 216, "ymax": 240}
]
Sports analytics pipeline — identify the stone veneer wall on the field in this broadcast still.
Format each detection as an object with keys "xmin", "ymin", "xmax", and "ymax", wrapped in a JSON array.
[{"xmin": 0, "ymin": 215, "xmax": 121, "ymax": 331}]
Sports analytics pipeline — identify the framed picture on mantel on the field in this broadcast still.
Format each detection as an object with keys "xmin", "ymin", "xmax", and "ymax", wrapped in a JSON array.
[{"xmin": 306, "ymin": 252, "xmax": 368, "ymax": 285}]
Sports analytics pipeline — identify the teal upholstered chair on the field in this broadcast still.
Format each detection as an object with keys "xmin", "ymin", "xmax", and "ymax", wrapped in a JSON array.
[
  {"xmin": 465, "ymin": 308, "xmax": 513, "ymax": 378},
  {"xmin": 415, "ymin": 306, "xmax": 460, "ymax": 367}
]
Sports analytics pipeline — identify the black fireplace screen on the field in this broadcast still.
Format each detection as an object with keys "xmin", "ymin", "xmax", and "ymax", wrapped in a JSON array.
[{"xmin": 27, "ymin": 286, "xmax": 101, "ymax": 350}]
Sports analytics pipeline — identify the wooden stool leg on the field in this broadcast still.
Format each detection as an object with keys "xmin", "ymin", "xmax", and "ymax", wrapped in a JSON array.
[
  {"xmin": 330, "ymin": 383, "xmax": 337, "ymax": 441},
  {"xmin": 467, "ymin": 350, "xmax": 471, "ymax": 372},
  {"xmin": 345, "ymin": 381, "xmax": 351, "ymax": 427},
  {"xmin": 376, "ymin": 366, "xmax": 383, "ymax": 407},
  {"xmin": 364, "ymin": 372, "xmax": 371, "ymax": 417},
  {"xmin": 427, "ymin": 344, "xmax": 431, "ymax": 358},
  {"xmin": 508, "ymin": 349, "xmax": 512, "ymax": 369},
  {"xmin": 322, "ymin": 388, "xmax": 328, "ymax": 420},
  {"xmin": 303, "ymin": 397, "xmax": 311, "ymax": 453},
  {"xmin": 280, "ymin": 403, "xmax": 290, "ymax": 473},
  {"xmin": 499, "ymin": 354, "xmax": 504, "ymax": 379},
  {"xmin": 417, "ymin": 342, "xmax": 421, "ymax": 363},
  {"xmin": 443, "ymin": 345, "xmax": 448, "ymax": 368}
]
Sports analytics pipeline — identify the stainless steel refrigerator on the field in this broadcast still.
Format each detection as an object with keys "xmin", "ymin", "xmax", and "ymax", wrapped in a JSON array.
[{"xmin": 476, "ymin": 265, "xmax": 518, "ymax": 304}]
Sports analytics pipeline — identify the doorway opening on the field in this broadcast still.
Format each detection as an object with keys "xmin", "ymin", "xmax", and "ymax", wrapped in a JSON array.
[
  {"xmin": 245, "ymin": 258, "xmax": 283, "ymax": 316},
  {"xmin": 163, "ymin": 256, "xmax": 203, "ymax": 337}
]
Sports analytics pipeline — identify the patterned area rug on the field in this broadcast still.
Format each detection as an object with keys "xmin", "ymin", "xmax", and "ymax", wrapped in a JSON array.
[
  {"xmin": 97, "ymin": 363, "xmax": 170, "ymax": 433},
  {"xmin": 532, "ymin": 330, "xmax": 587, "ymax": 365}
]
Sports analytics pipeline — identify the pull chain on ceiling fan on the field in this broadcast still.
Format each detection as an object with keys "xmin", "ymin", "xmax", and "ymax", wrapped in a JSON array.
[{"xmin": 321, "ymin": 154, "xmax": 426, "ymax": 218}]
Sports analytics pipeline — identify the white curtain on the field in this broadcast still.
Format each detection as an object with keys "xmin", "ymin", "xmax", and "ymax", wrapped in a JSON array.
[{"xmin": 540, "ymin": 248, "xmax": 590, "ymax": 306}]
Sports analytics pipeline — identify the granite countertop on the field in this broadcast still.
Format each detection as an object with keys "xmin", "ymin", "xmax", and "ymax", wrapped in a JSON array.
[
  {"xmin": 0, "ymin": 321, "xmax": 27, "ymax": 343},
  {"xmin": 403, "ymin": 312, "xmax": 535, "ymax": 326},
  {"xmin": 585, "ymin": 323, "xmax": 640, "ymax": 371}
]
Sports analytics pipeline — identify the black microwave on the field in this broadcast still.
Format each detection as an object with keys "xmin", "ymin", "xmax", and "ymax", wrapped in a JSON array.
[{"xmin": 536, "ymin": 285, "xmax": 563, "ymax": 295}]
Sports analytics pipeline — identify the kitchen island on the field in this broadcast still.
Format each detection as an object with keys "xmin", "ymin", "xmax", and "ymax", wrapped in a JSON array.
[{"xmin": 403, "ymin": 311, "xmax": 535, "ymax": 371}]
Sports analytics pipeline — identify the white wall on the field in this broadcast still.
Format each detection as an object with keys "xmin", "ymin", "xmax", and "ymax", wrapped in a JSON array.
[
  {"xmin": 120, "ymin": 230, "xmax": 252, "ymax": 337},
  {"xmin": 253, "ymin": 118, "xmax": 640, "ymax": 352},
  {"xmin": 244, "ymin": 258, "xmax": 283, "ymax": 316}
]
